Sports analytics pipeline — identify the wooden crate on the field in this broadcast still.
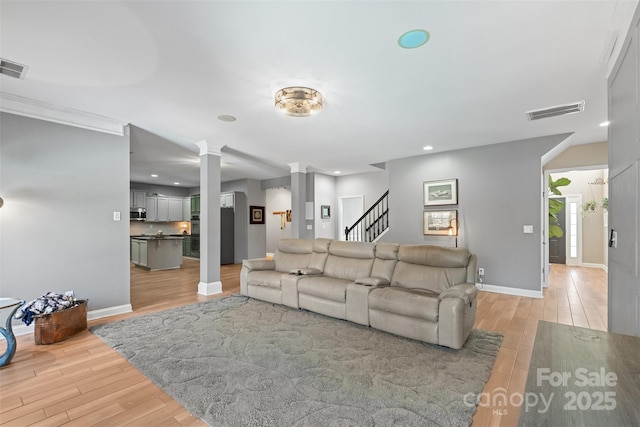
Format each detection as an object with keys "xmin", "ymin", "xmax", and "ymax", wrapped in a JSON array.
[{"xmin": 34, "ymin": 300, "xmax": 88, "ymax": 345}]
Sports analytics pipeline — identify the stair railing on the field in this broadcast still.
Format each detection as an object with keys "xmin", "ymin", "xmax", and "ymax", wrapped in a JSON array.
[{"xmin": 345, "ymin": 190, "xmax": 389, "ymax": 242}]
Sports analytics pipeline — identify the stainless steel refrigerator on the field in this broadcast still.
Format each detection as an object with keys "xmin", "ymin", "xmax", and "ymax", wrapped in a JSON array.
[{"xmin": 220, "ymin": 207, "xmax": 235, "ymax": 264}]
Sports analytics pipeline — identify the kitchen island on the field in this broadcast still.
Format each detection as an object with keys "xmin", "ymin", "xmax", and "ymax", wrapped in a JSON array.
[{"xmin": 131, "ymin": 236, "xmax": 184, "ymax": 271}]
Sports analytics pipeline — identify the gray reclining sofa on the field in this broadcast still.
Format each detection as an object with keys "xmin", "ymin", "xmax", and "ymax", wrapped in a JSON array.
[{"xmin": 240, "ymin": 238, "xmax": 478, "ymax": 349}]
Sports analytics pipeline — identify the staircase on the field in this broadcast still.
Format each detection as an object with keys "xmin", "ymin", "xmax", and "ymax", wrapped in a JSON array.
[{"xmin": 345, "ymin": 191, "xmax": 389, "ymax": 242}]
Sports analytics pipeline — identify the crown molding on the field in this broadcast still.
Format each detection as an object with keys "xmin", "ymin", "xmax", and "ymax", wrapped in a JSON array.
[
  {"xmin": 0, "ymin": 92, "xmax": 126, "ymax": 136},
  {"xmin": 195, "ymin": 140, "xmax": 223, "ymax": 156},
  {"xmin": 288, "ymin": 162, "xmax": 308, "ymax": 174}
]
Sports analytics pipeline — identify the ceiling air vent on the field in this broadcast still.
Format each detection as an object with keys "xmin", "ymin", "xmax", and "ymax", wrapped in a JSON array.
[
  {"xmin": 525, "ymin": 101, "xmax": 585, "ymax": 121},
  {"xmin": 0, "ymin": 58, "xmax": 28, "ymax": 79}
]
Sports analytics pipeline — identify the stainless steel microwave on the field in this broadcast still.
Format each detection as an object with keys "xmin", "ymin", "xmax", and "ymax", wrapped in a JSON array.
[{"xmin": 130, "ymin": 208, "xmax": 146, "ymax": 221}]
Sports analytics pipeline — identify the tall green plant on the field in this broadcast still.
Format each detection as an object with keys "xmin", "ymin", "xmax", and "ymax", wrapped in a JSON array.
[{"xmin": 548, "ymin": 175, "xmax": 571, "ymax": 238}]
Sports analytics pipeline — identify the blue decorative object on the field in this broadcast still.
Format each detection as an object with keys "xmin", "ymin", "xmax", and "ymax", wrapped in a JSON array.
[{"xmin": 0, "ymin": 298, "xmax": 24, "ymax": 367}]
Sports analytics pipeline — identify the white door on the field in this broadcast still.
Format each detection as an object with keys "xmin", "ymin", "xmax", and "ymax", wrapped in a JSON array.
[
  {"xmin": 338, "ymin": 196, "xmax": 364, "ymax": 241},
  {"xmin": 607, "ymin": 11, "xmax": 640, "ymax": 337}
]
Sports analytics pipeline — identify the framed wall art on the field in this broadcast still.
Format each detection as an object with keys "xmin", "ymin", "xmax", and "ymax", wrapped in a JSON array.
[
  {"xmin": 250, "ymin": 205, "xmax": 265, "ymax": 224},
  {"xmin": 423, "ymin": 210, "xmax": 457, "ymax": 236},
  {"xmin": 423, "ymin": 178, "xmax": 458, "ymax": 206},
  {"xmin": 321, "ymin": 205, "xmax": 331, "ymax": 219}
]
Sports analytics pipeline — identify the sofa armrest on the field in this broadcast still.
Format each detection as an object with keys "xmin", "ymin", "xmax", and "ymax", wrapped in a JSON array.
[
  {"xmin": 289, "ymin": 268, "xmax": 322, "ymax": 276},
  {"xmin": 242, "ymin": 259, "xmax": 276, "ymax": 271},
  {"xmin": 355, "ymin": 277, "xmax": 390, "ymax": 287},
  {"xmin": 439, "ymin": 283, "xmax": 478, "ymax": 305}
]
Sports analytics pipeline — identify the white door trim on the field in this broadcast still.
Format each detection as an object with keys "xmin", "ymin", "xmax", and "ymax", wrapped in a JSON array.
[{"xmin": 338, "ymin": 195, "xmax": 364, "ymax": 241}]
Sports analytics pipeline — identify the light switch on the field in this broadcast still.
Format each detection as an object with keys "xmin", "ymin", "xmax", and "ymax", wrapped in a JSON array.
[
  {"xmin": 307, "ymin": 224, "xmax": 313, "ymax": 230},
  {"xmin": 523, "ymin": 225, "xmax": 534, "ymax": 234},
  {"xmin": 113, "ymin": 211, "xmax": 121, "ymax": 221}
]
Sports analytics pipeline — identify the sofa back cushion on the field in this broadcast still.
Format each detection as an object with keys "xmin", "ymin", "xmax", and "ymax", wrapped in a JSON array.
[
  {"xmin": 323, "ymin": 241, "xmax": 375, "ymax": 281},
  {"xmin": 273, "ymin": 239, "xmax": 313, "ymax": 272},
  {"xmin": 308, "ymin": 238, "xmax": 332, "ymax": 271},
  {"xmin": 370, "ymin": 243, "xmax": 399, "ymax": 282},
  {"xmin": 391, "ymin": 245, "xmax": 471, "ymax": 293}
]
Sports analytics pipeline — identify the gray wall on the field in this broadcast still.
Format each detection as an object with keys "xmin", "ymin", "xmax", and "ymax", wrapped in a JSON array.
[
  {"xmin": 0, "ymin": 113, "xmax": 130, "ymax": 312},
  {"xmin": 383, "ymin": 134, "xmax": 570, "ymax": 291},
  {"xmin": 314, "ymin": 173, "xmax": 337, "ymax": 239},
  {"xmin": 130, "ymin": 182, "xmax": 190, "ymax": 198},
  {"xmin": 221, "ymin": 178, "xmax": 267, "ymax": 261},
  {"xmin": 336, "ymin": 171, "xmax": 389, "ymax": 208},
  {"xmin": 265, "ymin": 187, "xmax": 292, "ymax": 253}
]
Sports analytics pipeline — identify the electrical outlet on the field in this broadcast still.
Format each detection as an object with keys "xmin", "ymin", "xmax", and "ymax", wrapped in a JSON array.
[{"xmin": 478, "ymin": 268, "xmax": 485, "ymax": 276}]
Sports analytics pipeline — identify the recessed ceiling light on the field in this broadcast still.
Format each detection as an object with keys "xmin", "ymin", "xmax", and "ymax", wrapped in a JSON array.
[
  {"xmin": 334, "ymin": 171, "xmax": 341, "ymax": 174},
  {"xmin": 423, "ymin": 145, "xmax": 433, "ymax": 151},
  {"xmin": 174, "ymin": 182, "xmax": 180, "ymax": 185},
  {"xmin": 599, "ymin": 121, "xmax": 610, "ymax": 127},
  {"xmin": 398, "ymin": 29, "xmax": 430, "ymax": 49},
  {"xmin": 151, "ymin": 174, "xmax": 158, "ymax": 177},
  {"xmin": 218, "ymin": 115, "xmax": 237, "ymax": 122}
]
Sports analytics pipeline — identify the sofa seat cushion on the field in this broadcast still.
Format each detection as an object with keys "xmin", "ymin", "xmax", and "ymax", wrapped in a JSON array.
[
  {"xmin": 369, "ymin": 287, "xmax": 440, "ymax": 322},
  {"xmin": 246, "ymin": 270, "xmax": 284, "ymax": 289},
  {"xmin": 297, "ymin": 276, "xmax": 351, "ymax": 303}
]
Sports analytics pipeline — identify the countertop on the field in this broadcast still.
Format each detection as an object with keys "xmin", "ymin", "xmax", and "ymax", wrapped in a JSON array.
[{"xmin": 131, "ymin": 235, "xmax": 186, "ymax": 240}]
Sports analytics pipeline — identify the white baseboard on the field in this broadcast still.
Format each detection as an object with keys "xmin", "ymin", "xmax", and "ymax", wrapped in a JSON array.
[
  {"xmin": 9, "ymin": 304, "xmax": 133, "ymax": 338},
  {"xmin": 88, "ymin": 304, "xmax": 133, "ymax": 321},
  {"xmin": 582, "ymin": 263, "xmax": 608, "ymax": 272},
  {"xmin": 198, "ymin": 281, "xmax": 223, "ymax": 296},
  {"xmin": 476, "ymin": 283, "xmax": 543, "ymax": 299}
]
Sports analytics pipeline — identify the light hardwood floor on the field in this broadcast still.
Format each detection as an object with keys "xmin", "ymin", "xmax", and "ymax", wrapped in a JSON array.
[{"xmin": 0, "ymin": 261, "xmax": 607, "ymax": 426}]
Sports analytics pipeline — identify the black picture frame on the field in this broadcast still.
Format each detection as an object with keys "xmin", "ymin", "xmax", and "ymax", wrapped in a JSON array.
[
  {"xmin": 321, "ymin": 205, "xmax": 331, "ymax": 219},
  {"xmin": 423, "ymin": 178, "xmax": 458, "ymax": 206},
  {"xmin": 250, "ymin": 205, "xmax": 265, "ymax": 224}
]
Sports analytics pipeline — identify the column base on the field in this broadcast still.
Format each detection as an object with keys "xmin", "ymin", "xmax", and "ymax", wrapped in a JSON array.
[{"xmin": 198, "ymin": 281, "xmax": 223, "ymax": 296}]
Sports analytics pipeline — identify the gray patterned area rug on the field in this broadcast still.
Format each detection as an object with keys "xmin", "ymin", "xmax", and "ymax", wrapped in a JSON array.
[{"xmin": 91, "ymin": 295, "xmax": 502, "ymax": 427}]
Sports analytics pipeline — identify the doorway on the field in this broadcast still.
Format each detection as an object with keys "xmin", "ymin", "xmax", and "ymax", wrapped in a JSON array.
[
  {"xmin": 338, "ymin": 195, "xmax": 364, "ymax": 241},
  {"xmin": 543, "ymin": 168, "xmax": 608, "ymax": 288},
  {"xmin": 549, "ymin": 196, "xmax": 566, "ymax": 264}
]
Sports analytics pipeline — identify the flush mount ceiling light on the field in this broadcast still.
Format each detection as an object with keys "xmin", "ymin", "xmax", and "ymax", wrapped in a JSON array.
[
  {"xmin": 275, "ymin": 87, "xmax": 323, "ymax": 117},
  {"xmin": 398, "ymin": 29, "xmax": 430, "ymax": 49},
  {"xmin": 218, "ymin": 115, "xmax": 236, "ymax": 122}
]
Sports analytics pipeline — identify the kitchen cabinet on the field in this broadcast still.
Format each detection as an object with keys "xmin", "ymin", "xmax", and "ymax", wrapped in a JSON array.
[
  {"xmin": 183, "ymin": 236, "xmax": 191, "ymax": 257},
  {"xmin": 146, "ymin": 197, "xmax": 158, "ymax": 221},
  {"xmin": 146, "ymin": 196, "xmax": 189, "ymax": 222},
  {"xmin": 168, "ymin": 198, "xmax": 183, "ymax": 221},
  {"xmin": 157, "ymin": 197, "xmax": 169, "ymax": 221},
  {"xmin": 130, "ymin": 239, "xmax": 148, "ymax": 267},
  {"xmin": 131, "ymin": 237, "xmax": 181, "ymax": 270},
  {"xmin": 183, "ymin": 198, "xmax": 191, "ymax": 221},
  {"xmin": 190, "ymin": 195, "xmax": 200, "ymax": 216},
  {"xmin": 130, "ymin": 190, "xmax": 146, "ymax": 209},
  {"xmin": 220, "ymin": 193, "xmax": 235, "ymax": 208}
]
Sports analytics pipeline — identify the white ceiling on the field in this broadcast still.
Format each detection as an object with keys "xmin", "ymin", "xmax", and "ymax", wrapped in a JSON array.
[{"xmin": 1, "ymin": 1, "xmax": 636, "ymax": 188}]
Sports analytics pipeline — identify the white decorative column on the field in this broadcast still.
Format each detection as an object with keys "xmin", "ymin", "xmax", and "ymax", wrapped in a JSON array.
[
  {"xmin": 195, "ymin": 140, "xmax": 223, "ymax": 295},
  {"xmin": 288, "ymin": 162, "xmax": 308, "ymax": 239}
]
